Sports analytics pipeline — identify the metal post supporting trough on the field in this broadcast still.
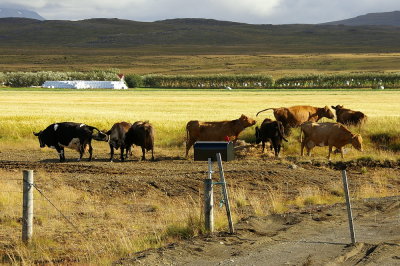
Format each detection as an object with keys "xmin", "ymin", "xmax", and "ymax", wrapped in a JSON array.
[{"xmin": 204, "ymin": 158, "xmax": 214, "ymax": 233}]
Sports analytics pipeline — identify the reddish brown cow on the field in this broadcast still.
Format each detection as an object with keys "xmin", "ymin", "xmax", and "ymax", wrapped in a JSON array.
[
  {"xmin": 256, "ymin": 105, "xmax": 335, "ymax": 134},
  {"xmin": 185, "ymin": 114, "xmax": 256, "ymax": 157},
  {"xmin": 331, "ymin": 105, "xmax": 367, "ymax": 127},
  {"xmin": 300, "ymin": 122, "xmax": 363, "ymax": 160}
]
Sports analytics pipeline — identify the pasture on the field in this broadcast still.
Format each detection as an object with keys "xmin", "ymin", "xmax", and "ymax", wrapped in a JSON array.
[
  {"xmin": 0, "ymin": 88, "xmax": 399, "ymax": 159},
  {"xmin": 0, "ymin": 88, "xmax": 399, "ymax": 264}
]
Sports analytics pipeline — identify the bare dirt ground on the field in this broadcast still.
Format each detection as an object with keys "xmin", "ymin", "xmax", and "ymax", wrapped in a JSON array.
[
  {"xmin": 0, "ymin": 143, "xmax": 399, "ymax": 265},
  {"xmin": 115, "ymin": 196, "xmax": 400, "ymax": 266}
]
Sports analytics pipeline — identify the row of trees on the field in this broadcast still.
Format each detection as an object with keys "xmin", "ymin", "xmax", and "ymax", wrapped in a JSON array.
[{"xmin": 1, "ymin": 71, "xmax": 400, "ymax": 89}]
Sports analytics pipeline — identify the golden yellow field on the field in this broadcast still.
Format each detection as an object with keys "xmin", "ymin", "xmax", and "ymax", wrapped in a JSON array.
[{"xmin": 0, "ymin": 88, "xmax": 399, "ymax": 158}]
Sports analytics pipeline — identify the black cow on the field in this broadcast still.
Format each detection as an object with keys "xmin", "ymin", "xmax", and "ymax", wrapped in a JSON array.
[
  {"xmin": 255, "ymin": 118, "xmax": 288, "ymax": 157},
  {"xmin": 33, "ymin": 122, "xmax": 108, "ymax": 162},
  {"xmin": 125, "ymin": 121, "xmax": 155, "ymax": 161},
  {"xmin": 106, "ymin": 121, "xmax": 132, "ymax": 162}
]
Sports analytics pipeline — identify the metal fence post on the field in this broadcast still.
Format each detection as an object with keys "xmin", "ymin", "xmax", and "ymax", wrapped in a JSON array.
[
  {"xmin": 204, "ymin": 158, "xmax": 214, "ymax": 233},
  {"xmin": 22, "ymin": 170, "xmax": 34, "ymax": 243},
  {"xmin": 216, "ymin": 153, "xmax": 234, "ymax": 234},
  {"xmin": 341, "ymin": 169, "xmax": 356, "ymax": 245}
]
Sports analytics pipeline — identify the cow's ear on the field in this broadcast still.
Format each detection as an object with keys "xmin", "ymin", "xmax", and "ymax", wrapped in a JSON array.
[
  {"xmin": 255, "ymin": 126, "xmax": 259, "ymax": 131},
  {"xmin": 331, "ymin": 106, "xmax": 335, "ymax": 109},
  {"xmin": 33, "ymin": 131, "xmax": 41, "ymax": 136}
]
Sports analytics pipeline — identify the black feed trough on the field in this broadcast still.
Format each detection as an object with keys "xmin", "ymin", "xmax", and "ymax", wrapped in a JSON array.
[{"xmin": 193, "ymin": 141, "xmax": 234, "ymax": 162}]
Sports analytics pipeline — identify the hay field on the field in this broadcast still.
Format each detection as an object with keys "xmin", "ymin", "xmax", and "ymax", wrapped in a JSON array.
[
  {"xmin": 1, "ymin": 89, "xmax": 399, "ymax": 138},
  {"xmin": 0, "ymin": 88, "xmax": 399, "ymax": 158}
]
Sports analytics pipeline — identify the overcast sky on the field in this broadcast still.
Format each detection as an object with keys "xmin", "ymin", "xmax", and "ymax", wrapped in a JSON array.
[{"xmin": 2, "ymin": 0, "xmax": 400, "ymax": 24}]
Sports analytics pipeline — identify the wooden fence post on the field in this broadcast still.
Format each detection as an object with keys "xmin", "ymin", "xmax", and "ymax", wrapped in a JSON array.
[
  {"xmin": 341, "ymin": 169, "xmax": 356, "ymax": 245},
  {"xmin": 22, "ymin": 170, "xmax": 34, "ymax": 243},
  {"xmin": 204, "ymin": 158, "xmax": 214, "ymax": 233},
  {"xmin": 216, "ymin": 153, "xmax": 234, "ymax": 234}
]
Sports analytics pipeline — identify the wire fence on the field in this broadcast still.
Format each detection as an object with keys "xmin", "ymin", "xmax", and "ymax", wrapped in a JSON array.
[{"xmin": 0, "ymin": 169, "xmax": 399, "ymax": 263}]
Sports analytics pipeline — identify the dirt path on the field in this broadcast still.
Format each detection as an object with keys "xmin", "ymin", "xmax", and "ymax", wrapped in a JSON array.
[{"xmin": 115, "ymin": 197, "xmax": 400, "ymax": 265}]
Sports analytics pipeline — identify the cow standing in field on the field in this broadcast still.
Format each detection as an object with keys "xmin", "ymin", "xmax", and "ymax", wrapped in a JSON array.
[
  {"xmin": 185, "ymin": 114, "xmax": 256, "ymax": 157},
  {"xmin": 331, "ymin": 105, "xmax": 367, "ymax": 128},
  {"xmin": 33, "ymin": 122, "xmax": 108, "ymax": 162},
  {"xmin": 255, "ymin": 118, "xmax": 288, "ymax": 157},
  {"xmin": 256, "ymin": 105, "xmax": 335, "ymax": 134},
  {"xmin": 106, "ymin": 122, "xmax": 132, "ymax": 162},
  {"xmin": 300, "ymin": 122, "xmax": 363, "ymax": 160},
  {"xmin": 125, "ymin": 121, "xmax": 155, "ymax": 161}
]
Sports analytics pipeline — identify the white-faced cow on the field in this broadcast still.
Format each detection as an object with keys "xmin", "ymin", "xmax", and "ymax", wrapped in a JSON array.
[
  {"xmin": 255, "ymin": 118, "xmax": 288, "ymax": 157},
  {"xmin": 106, "ymin": 121, "xmax": 132, "ymax": 162},
  {"xmin": 33, "ymin": 122, "xmax": 108, "ymax": 162},
  {"xmin": 300, "ymin": 122, "xmax": 363, "ymax": 160},
  {"xmin": 185, "ymin": 114, "xmax": 256, "ymax": 157},
  {"xmin": 331, "ymin": 105, "xmax": 367, "ymax": 128},
  {"xmin": 256, "ymin": 105, "xmax": 335, "ymax": 134},
  {"xmin": 125, "ymin": 121, "xmax": 155, "ymax": 161}
]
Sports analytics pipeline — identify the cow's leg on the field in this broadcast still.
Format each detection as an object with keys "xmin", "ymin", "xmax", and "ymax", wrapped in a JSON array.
[
  {"xmin": 301, "ymin": 140, "xmax": 305, "ymax": 156},
  {"xmin": 185, "ymin": 138, "xmax": 195, "ymax": 158},
  {"xmin": 340, "ymin": 147, "xmax": 344, "ymax": 159},
  {"xmin": 56, "ymin": 146, "xmax": 65, "ymax": 162},
  {"xmin": 261, "ymin": 141, "xmax": 265, "ymax": 153},
  {"xmin": 109, "ymin": 144, "xmax": 114, "ymax": 162},
  {"xmin": 120, "ymin": 147, "xmax": 125, "ymax": 162},
  {"xmin": 150, "ymin": 148, "xmax": 154, "ymax": 161},
  {"xmin": 141, "ymin": 147, "xmax": 146, "ymax": 160},
  {"xmin": 272, "ymin": 141, "xmax": 279, "ymax": 157},
  {"xmin": 88, "ymin": 142, "xmax": 93, "ymax": 161},
  {"xmin": 125, "ymin": 146, "xmax": 131, "ymax": 159},
  {"xmin": 328, "ymin": 146, "xmax": 333, "ymax": 160}
]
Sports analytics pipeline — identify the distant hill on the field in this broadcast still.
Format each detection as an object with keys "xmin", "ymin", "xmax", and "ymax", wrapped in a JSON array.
[
  {"xmin": 323, "ymin": 11, "xmax": 400, "ymax": 26},
  {"xmin": 0, "ymin": 7, "xmax": 44, "ymax": 20},
  {"xmin": 0, "ymin": 17, "xmax": 400, "ymax": 53}
]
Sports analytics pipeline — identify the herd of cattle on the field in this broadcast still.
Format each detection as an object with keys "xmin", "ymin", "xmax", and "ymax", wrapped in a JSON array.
[{"xmin": 33, "ymin": 105, "xmax": 367, "ymax": 162}]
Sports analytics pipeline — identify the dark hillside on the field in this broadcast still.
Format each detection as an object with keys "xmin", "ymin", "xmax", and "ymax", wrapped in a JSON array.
[
  {"xmin": 323, "ymin": 11, "xmax": 400, "ymax": 26},
  {"xmin": 1, "ymin": 18, "xmax": 400, "ymax": 52}
]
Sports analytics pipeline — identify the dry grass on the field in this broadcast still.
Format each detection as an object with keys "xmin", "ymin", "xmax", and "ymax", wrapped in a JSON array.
[{"xmin": 0, "ymin": 88, "xmax": 399, "ymax": 160}]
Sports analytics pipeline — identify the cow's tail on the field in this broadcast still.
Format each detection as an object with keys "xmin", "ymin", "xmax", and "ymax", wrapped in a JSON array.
[
  {"xmin": 277, "ymin": 122, "xmax": 288, "ymax": 142},
  {"xmin": 256, "ymin": 108, "xmax": 274, "ymax": 117}
]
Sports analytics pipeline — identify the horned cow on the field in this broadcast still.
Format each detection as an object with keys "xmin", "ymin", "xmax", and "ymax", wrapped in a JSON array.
[
  {"xmin": 256, "ymin": 105, "xmax": 335, "ymax": 134},
  {"xmin": 185, "ymin": 114, "xmax": 256, "ymax": 157},
  {"xmin": 300, "ymin": 122, "xmax": 363, "ymax": 160},
  {"xmin": 33, "ymin": 122, "xmax": 108, "ymax": 162}
]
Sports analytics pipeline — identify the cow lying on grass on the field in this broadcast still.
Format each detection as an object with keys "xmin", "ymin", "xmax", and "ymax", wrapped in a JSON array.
[
  {"xmin": 255, "ymin": 118, "xmax": 288, "ymax": 157},
  {"xmin": 300, "ymin": 122, "xmax": 363, "ymax": 160},
  {"xmin": 185, "ymin": 114, "xmax": 256, "ymax": 157},
  {"xmin": 331, "ymin": 105, "xmax": 367, "ymax": 128},
  {"xmin": 33, "ymin": 122, "xmax": 108, "ymax": 162}
]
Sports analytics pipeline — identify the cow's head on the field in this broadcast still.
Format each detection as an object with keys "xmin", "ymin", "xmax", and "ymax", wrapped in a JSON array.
[
  {"xmin": 239, "ymin": 114, "xmax": 256, "ymax": 127},
  {"xmin": 331, "ymin": 105, "xmax": 344, "ymax": 111},
  {"xmin": 92, "ymin": 129, "xmax": 109, "ymax": 142},
  {"xmin": 33, "ymin": 131, "xmax": 46, "ymax": 148},
  {"xmin": 255, "ymin": 126, "xmax": 262, "ymax": 144},
  {"xmin": 322, "ymin": 106, "xmax": 335, "ymax": 119},
  {"xmin": 351, "ymin": 134, "xmax": 363, "ymax": 152}
]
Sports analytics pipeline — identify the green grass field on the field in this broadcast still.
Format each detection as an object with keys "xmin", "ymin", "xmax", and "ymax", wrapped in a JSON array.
[{"xmin": 1, "ymin": 88, "xmax": 399, "ymax": 159}]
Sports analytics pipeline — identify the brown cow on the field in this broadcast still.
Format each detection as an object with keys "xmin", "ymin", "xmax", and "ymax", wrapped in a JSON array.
[
  {"xmin": 125, "ymin": 121, "xmax": 155, "ymax": 161},
  {"xmin": 185, "ymin": 114, "xmax": 256, "ymax": 157},
  {"xmin": 331, "ymin": 105, "xmax": 367, "ymax": 127},
  {"xmin": 300, "ymin": 122, "xmax": 363, "ymax": 160},
  {"xmin": 256, "ymin": 105, "xmax": 335, "ymax": 134},
  {"xmin": 106, "ymin": 121, "xmax": 132, "ymax": 162}
]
